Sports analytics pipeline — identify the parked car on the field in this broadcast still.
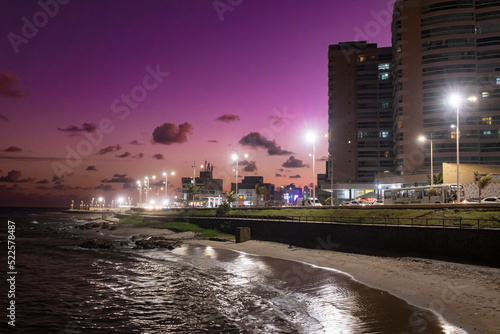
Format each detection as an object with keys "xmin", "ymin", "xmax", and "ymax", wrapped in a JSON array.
[
  {"xmin": 480, "ymin": 197, "xmax": 500, "ymax": 203},
  {"xmin": 372, "ymin": 199, "xmax": 384, "ymax": 205},
  {"xmin": 297, "ymin": 197, "xmax": 322, "ymax": 206},
  {"xmin": 346, "ymin": 200, "xmax": 368, "ymax": 206}
]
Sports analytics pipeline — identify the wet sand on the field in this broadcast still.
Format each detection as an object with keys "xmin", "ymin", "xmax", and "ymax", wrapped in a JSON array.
[
  {"xmin": 94, "ymin": 223, "xmax": 499, "ymax": 334},
  {"xmin": 183, "ymin": 239, "xmax": 500, "ymax": 334}
]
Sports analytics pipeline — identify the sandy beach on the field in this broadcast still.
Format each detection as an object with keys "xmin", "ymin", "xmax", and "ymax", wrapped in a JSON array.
[{"xmin": 92, "ymin": 222, "xmax": 500, "ymax": 333}]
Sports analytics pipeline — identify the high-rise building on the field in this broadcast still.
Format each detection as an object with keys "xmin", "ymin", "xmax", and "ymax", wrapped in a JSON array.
[
  {"xmin": 392, "ymin": 0, "xmax": 500, "ymax": 176},
  {"xmin": 328, "ymin": 42, "xmax": 394, "ymax": 183}
]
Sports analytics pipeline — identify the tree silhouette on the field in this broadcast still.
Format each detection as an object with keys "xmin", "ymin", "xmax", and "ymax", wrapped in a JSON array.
[
  {"xmin": 255, "ymin": 184, "xmax": 267, "ymax": 207},
  {"xmin": 477, "ymin": 174, "xmax": 493, "ymax": 202}
]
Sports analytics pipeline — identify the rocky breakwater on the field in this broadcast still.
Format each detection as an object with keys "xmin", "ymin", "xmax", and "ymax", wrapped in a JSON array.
[{"xmin": 76, "ymin": 217, "xmax": 194, "ymax": 251}]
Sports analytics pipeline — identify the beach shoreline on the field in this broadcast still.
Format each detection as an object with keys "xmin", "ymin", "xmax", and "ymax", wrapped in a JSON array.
[
  {"xmin": 182, "ymin": 239, "xmax": 499, "ymax": 334},
  {"xmin": 87, "ymin": 221, "xmax": 499, "ymax": 334}
]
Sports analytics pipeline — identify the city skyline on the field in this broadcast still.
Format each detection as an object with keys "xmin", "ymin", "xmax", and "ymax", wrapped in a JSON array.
[{"xmin": 0, "ymin": 0, "xmax": 392, "ymax": 206}]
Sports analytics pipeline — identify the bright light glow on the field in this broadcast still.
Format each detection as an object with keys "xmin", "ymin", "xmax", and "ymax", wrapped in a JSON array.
[
  {"xmin": 244, "ymin": 153, "xmax": 248, "ymax": 158},
  {"xmin": 137, "ymin": 180, "xmax": 141, "ymax": 185},
  {"xmin": 163, "ymin": 200, "xmax": 169, "ymax": 205},
  {"xmin": 449, "ymin": 94, "xmax": 477, "ymax": 106},
  {"xmin": 98, "ymin": 197, "xmax": 103, "ymax": 202},
  {"xmin": 451, "ymin": 124, "xmax": 456, "ymax": 128},
  {"xmin": 448, "ymin": 94, "xmax": 461, "ymax": 107},
  {"xmin": 418, "ymin": 136, "xmax": 426, "ymax": 142},
  {"xmin": 231, "ymin": 153, "xmax": 238, "ymax": 161},
  {"xmin": 306, "ymin": 131, "xmax": 316, "ymax": 143},
  {"xmin": 117, "ymin": 197, "xmax": 124, "ymax": 203}
]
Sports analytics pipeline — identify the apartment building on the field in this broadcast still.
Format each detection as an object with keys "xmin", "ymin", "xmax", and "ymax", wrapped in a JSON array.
[{"xmin": 392, "ymin": 0, "xmax": 500, "ymax": 177}]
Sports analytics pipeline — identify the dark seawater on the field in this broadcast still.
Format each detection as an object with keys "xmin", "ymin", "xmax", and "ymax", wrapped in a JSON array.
[{"xmin": 0, "ymin": 209, "xmax": 466, "ymax": 333}]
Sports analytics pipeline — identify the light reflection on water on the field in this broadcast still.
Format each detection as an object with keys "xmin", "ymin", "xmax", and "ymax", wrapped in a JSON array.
[{"xmin": 7, "ymin": 211, "xmax": 467, "ymax": 334}]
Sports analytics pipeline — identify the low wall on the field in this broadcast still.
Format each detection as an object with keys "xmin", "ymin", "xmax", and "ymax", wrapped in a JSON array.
[{"xmin": 175, "ymin": 217, "xmax": 500, "ymax": 268}]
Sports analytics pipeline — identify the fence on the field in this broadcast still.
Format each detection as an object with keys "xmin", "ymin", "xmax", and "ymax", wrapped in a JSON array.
[{"xmin": 146, "ymin": 214, "xmax": 499, "ymax": 229}]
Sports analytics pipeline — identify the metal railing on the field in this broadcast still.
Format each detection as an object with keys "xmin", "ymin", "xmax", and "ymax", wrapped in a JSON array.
[{"xmin": 151, "ymin": 215, "xmax": 499, "ymax": 229}]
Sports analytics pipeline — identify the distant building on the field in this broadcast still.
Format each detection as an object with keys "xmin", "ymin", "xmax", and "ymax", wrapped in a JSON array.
[
  {"xmin": 278, "ymin": 183, "xmax": 303, "ymax": 205},
  {"xmin": 181, "ymin": 162, "xmax": 223, "ymax": 207},
  {"xmin": 231, "ymin": 176, "xmax": 275, "ymax": 206},
  {"xmin": 321, "ymin": 41, "xmax": 392, "ymax": 203}
]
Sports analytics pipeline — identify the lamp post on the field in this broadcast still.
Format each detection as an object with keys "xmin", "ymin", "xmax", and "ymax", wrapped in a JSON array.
[
  {"xmin": 163, "ymin": 171, "xmax": 175, "ymax": 204},
  {"xmin": 231, "ymin": 152, "xmax": 247, "ymax": 205},
  {"xmin": 418, "ymin": 135, "xmax": 434, "ymax": 185},
  {"xmin": 232, "ymin": 153, "xmax": 239, "ymax": 197},
  {"xmin": 144, "ymin": 177, "xmax": 149, "ymax": 206},
  {"xmin": 306, "ymin": 132, "xmax": 316, "ymax": 204},
  {"xmin": 448, "ymin": 94, "xmax": 477, "ymax": 199},
  {"xmin": 137, "ymin": 181, "xmax": 142, "ymax": 207}
]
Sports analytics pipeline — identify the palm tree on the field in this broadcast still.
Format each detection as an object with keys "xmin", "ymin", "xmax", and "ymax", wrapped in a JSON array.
[
  {"xmin": 255, "ymin": 184, "xmax": 267, "ymax": 207},
  {"xmin": 478, "ymin": 174, "xmax": 493, "ymax": 203},
  {"xmin": 226, "ymin": 191, "xmax": 236, "ymax": 206},
  {"xmin": 186, "ymin": 184, "xmax": 199, "ymax": 206},
  {"xmin": 427, "ymin": 187, "xmax": 437, "ymax": 203},
  {"xmin": 427, "ymin": 172, "xmax": 443, "ymax": 185}
]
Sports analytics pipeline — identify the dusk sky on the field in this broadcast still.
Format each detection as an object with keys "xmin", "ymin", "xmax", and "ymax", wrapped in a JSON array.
[{"xmin": 0, "ymin": 0, "xmax": 392, "ymax": 207}]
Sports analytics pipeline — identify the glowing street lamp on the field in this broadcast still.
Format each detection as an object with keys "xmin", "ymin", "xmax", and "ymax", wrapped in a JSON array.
[
  {"xmin": 137, "ymin": 180, "xmax": 142, "ymax": 207},
  {"xmin": 144, "ymin": 177, "xmax": 150, "ymax": 206},
  {"xmin": 231, "ymin": 152, "xmax": 248, "ymax": 204},
  {"xmin": 418, "ymin": 135, "xmax": 434, "ymax": 185},
  {"xmin": 162, "ymin": 171, "xmax": 175, "ymax": 204},
  {"xmin": 448, "ymin": 94, "xmax": 477, "ymax": 198},
  {"xmin": 306, "ymin": 131, "xmax": 317, "ymax": 203}
]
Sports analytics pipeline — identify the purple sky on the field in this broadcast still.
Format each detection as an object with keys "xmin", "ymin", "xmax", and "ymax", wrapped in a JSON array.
[{"xmin": 0, "ymin": 0, "xmax": 392, "ymax": 207}]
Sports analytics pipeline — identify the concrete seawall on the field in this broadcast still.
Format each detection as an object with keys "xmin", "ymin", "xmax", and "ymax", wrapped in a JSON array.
[{"xmin": 171, "ymin": 217, "xmax": 500, "ymax": 268}]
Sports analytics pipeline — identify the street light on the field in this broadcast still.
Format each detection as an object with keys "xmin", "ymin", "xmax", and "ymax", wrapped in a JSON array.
[
  {"xmin": 448, "ymin": 94, "xmax": 477, "ymax": 199},
  {"xmin": 144, "ymin": 177, "xmax": 149, "ymax": 206},
  {"xmin": 162, "ymin": 171, "xmax": 175, "ymax": 205},
  {"xmin": 306, "ymin": 132, "xmax": 316, "ymax": 204},
  {"xmin": 137, "ymin": 180, "xmax": 142, "ymax": 207},
  {"xmin": 232, "ymin": 153, "xmax": 239, "ymax": 197},
  {"xmin": 232, "ymin": 152, "xmax": 247, "ymax": 206},
  {"xmin": 418, "ymin": 135, "xmax": 434, "ymax": 185}
]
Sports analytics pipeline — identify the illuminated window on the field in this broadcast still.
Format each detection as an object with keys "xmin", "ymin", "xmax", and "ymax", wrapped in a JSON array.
[
  {"xmin": 358, "ymin": 56, "xmax": 365, "ymax": 62},
  {"xmin": 379, "ymin": 131, "xmax": 389, "ymax": 138},
  {"xmin": 380, "ymin": 102, "xmax": 390, "ymax": 109},
  {"xmin": 378, "ymin": 73, "xmax": 390, "ymax": 80},
  {"xmin": 482, "ymin": 91, "xmax": 489, "ymax": 97},
  {"xmin": 482, "ymin": 116, "xmax": 492, "ymax": 125},
  {"xmin": 496, "ymin": 77, "xmax": 500, "ymax": 85},
  {"xmin": 451, "ymin": 130, "xmax": 457, "ymax": 139},
  {"xmin": 378, "ymin": 63, "xmax": 391, "ymax": 70}
]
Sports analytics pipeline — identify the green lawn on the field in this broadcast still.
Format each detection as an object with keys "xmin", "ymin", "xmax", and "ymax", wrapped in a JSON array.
[
  {"xmin": 127, "ymin": 207, "xmax": 500, "ymax": 228},
  {"xmin": 119, "ymin": 214, "xmax": 234, "ymax": 240}
]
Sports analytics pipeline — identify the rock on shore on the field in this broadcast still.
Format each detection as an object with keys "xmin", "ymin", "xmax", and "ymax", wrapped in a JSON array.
[{"xmin": 134, "ymin": 236, "xmax": 182, "ymax": 250}]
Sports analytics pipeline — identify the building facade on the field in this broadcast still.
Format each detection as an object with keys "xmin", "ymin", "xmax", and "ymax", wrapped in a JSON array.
[
  {"xmin": 181, "ymin": 162, "xmax": 223, "ymax": 206},
  {"xmin": 392, "ymin": 0, "xmax": 500, "ymax": 177},
  {"xmin": 324, "ymin": 42, "xmax": 393, "ymax": 202},
  {"xmin": 328, "ymin": 42, "xmax": 395, "ymax": 183},
  {"xmin": 231, "ymin": 176, "xmax": 275, "ymax": 206}
]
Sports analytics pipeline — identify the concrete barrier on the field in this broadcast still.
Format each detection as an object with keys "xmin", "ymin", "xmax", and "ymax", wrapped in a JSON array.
[{"xmin": 235, "ymin": 227, "xmax": 251, "ymax": 243}]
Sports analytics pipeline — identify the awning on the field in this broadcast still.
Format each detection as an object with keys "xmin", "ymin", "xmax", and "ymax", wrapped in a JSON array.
[{"xmin": 357, "ymin": 191, "xmax": 377, "ymax": 199}]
